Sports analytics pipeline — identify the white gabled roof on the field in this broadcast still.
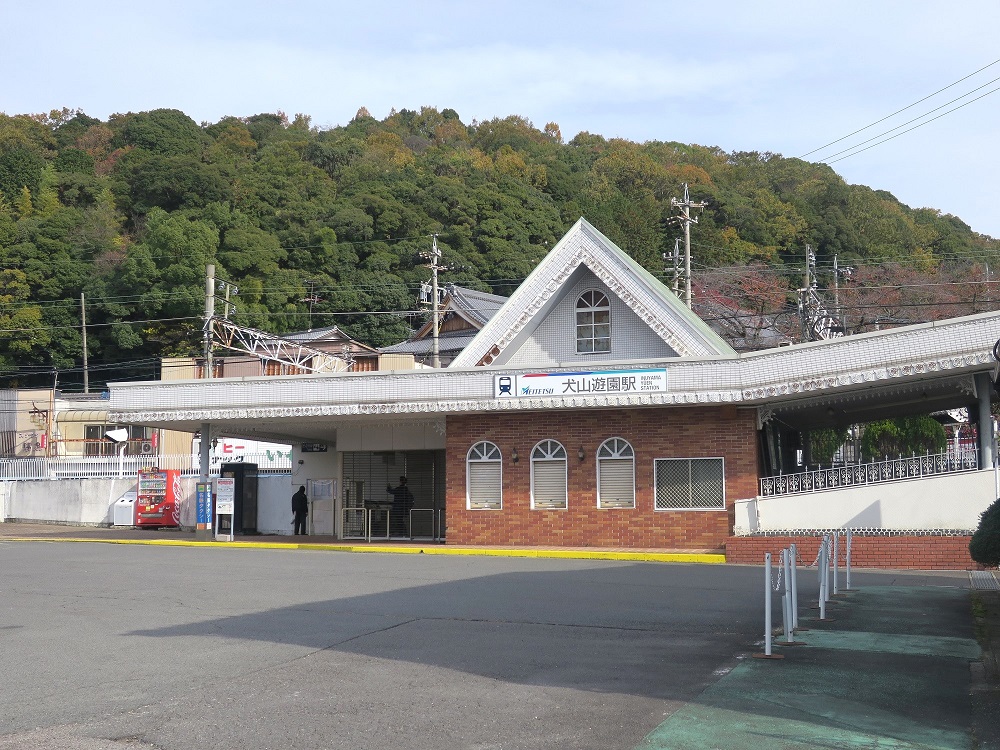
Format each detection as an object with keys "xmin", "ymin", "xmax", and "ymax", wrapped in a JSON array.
[{"xmin": 449, "ymin": 218, "xmax": 736, "ymax": 368}]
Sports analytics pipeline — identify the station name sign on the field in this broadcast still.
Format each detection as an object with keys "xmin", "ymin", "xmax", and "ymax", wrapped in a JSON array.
[{"xmin": 493, "ymin": 369, "xmax": 667, "ymax": 399}]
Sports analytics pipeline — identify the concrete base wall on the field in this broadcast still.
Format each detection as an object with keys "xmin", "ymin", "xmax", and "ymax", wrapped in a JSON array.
[
  {"xmin": 1, "ymin": 478, "xmax": 135, "ymax": 526},
  {"xmin": 725, "ymin": 533, "xmax": 977, "ymax": 570},
  {"xmin": 1, "ymin": 475, "xmax": 297, "ymax": 535},
  {"xmin": 733, "ymin": 469, "xmax": 995, "ymax": 533}
]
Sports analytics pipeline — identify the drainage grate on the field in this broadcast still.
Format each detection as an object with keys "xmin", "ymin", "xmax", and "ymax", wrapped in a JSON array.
[{"xmin": 970, "ymin": 570, "xmax": 1000, "ymax": 590}]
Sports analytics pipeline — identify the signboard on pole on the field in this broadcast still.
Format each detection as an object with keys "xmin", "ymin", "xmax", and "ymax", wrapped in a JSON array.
[
  {"xmin": 196, "ymin": 482, "xmax": 212, "ymax": 529},
  {"xmin": 215, "ymin": 477, "xmax": 235, "ymax": 514}
]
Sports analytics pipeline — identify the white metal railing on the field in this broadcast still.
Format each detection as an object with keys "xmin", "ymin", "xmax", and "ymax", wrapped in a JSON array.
[
  {"xmin": 760, "ymin": 449, "xmax": 979, "ymax": 497},
  {"xmin": 0, "ymin": 452, "xmax": 291, "ymax": 481},
  {"xmin": 341, "ymin": 507, "xmax": 445, "ymax": 542}
]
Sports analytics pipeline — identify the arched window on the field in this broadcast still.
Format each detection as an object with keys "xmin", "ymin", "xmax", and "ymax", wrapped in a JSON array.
[
  {"xmin": 531, "ymin": 440, "xmax": 567, "ymax": 510},
  {"xmin": 597, "ymin": 438, "xmax": 635, "ymax": 509},
  {"xmin": 576, "ymin": 290, "xmax": 611, "ymax": 353},
  {"xmin": 467, "ymin": 442, "xmax": 502, "ymax": 510}
]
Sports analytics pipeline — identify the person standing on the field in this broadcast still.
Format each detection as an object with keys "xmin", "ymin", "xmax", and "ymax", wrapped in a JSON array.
[
  {"xmin": 291, "ymin": 485, "xmax": 308, "ymax": 536},
  {"xmin": 386, "ymin": 476, "xmax": 415, "ymax": 536}
]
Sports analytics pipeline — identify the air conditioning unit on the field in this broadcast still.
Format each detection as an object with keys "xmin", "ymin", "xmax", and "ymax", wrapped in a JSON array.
[{"xmin": 140, "ymin": 441, "xmax": 154, "ymax": 455}]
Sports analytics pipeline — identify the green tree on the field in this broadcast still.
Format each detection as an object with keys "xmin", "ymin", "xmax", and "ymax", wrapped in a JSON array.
[
  {"xmin": 0, "ymin": 268, "xmax": 51, "ymax": 373},
  {"xmin": 807, "ymin": 427, "xmax": 849, "ymax": 464},
  {"xmin": 0, "ymin": 146, "xmax": 45, "ymax": 205},
  {"xmin": 111, "ymin": 108, "xmax": 207, "ymax": 157},
  {"xmin": 860, "ymin": 416, "xmax": 947, "ymax": 460}
]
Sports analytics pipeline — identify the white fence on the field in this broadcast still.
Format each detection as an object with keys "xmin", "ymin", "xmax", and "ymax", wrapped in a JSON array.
[
  {"xmin": 759, "ymin": 449, "xmax": 979, "ymax": 497},
  {"xmin": 0, "ymin": 452, "xmax": 292, "ymax": 481}
]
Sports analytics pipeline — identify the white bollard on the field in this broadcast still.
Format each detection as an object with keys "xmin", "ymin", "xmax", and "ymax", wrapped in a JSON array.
[
  {"xmin": 764, "ymin": 552, "xmax": 773, "ymax": 655},
  {"xmin": 789, "ymin": 542, "xmax": 799, "ymax": 630},
  {"xmin": 782, "ymin": 548, "xmax": 794, "ymax": 643},
  {"xmin": 818, "ymin": 541, "xmax": 828, "ymax": 620},
  {"xmin": 782, "ymin": 592, "xmax": 790, "ymax": 641},
  {"xmin": 817, "ymin": 534, "xmax": 826, "ymax": 587},
  {"xmin": 845, "ymin": 527, "xmax": 853, "ymax": 590},
  {"xmin": 753, "ymin": 551, "xmax": 784, "ymax": 659},
  {"xmin": 824, "ymin": 534, "xmax": 832, "ymax": 603},
  {"xmin": 833, "ymin": 531, "xmax": 840, "ymax": 595}
]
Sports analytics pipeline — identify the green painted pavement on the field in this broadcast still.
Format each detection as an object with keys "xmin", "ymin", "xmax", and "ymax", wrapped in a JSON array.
[
  {"xmin": 637, "ymin": 586, "xmax": 979, "ymax": 750},
  {"xmin": 636, "ymin": 690, "xmax": 966, "ymax": 749},
  {"xmin": 786, "ymin": 630, "xmax": 981, "ymax": 660}
]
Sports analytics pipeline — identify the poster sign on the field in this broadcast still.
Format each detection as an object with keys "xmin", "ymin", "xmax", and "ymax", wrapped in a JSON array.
[
  {"xmin": 196, "ymin": 482, "xmax": 212, "ymax": 528},
  {"xmin": 215, "ymin": 477, "xmax": 235, "ymax": 514},
  {"xmin": 494, "ymin": 369, "xmax": 667, "ymax": 399}
]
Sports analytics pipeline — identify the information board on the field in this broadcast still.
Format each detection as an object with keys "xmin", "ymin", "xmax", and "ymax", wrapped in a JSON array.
[{"xmin": 215, "ymin": 477, "xmax": 236, "ymax": 514}]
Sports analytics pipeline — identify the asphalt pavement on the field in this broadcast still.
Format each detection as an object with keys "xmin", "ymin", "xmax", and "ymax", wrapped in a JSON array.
[{"xmin": 0, "ymin": 521, "xmax": 997, "ymax": 749}]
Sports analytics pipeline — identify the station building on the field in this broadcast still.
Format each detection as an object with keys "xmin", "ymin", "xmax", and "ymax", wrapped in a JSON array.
[{"xmin": 108, "ymin": 219, "xmax": 1000, "ymax": 553}]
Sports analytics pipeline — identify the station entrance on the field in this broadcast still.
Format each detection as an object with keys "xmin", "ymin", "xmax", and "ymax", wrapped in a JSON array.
[{"xmin": 341, "ymin": 449, "xmax": 446, "ymax": 541}]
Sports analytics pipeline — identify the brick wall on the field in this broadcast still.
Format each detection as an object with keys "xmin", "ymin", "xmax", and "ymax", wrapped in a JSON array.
[
  {"xmin": 725, "ymin": 534, "xmax": 978, "ymax": 570},
  {"xmin": 445, "ymin": 406, "xmax": 758, "ymax": 549}
]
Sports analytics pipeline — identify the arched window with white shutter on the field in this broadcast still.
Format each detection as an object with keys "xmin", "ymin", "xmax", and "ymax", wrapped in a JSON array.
[
  {"xmin": 530, "ymin": 440, "xmax": 567, "ymax": 510},
  {"xmin": 467, "ymin": 442, "xmax": 502, "ymax": 510},
  {"xmin": 597, "ymin": 438, "xmax": 635, "ymax": 509}
]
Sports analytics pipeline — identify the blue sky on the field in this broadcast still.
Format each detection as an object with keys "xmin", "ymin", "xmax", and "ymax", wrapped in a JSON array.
[{"xmin": 5, "ymin": 0, "xmax": 1000, "ymax": 237}]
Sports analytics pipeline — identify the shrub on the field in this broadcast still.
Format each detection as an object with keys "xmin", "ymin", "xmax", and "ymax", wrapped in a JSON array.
[{"xmin": 970, "ymin": 497, "xmax": 1000, "ymax": 567}]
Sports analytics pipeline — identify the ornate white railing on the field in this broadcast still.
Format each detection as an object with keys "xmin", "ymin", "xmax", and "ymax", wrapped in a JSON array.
[
  {"xmin": 0, "ymin": 452, "xmax": 291, "ymax": 481},
  {"xmin": 759, "ymin": 449, "xmax": 980, "ymax": 497}
]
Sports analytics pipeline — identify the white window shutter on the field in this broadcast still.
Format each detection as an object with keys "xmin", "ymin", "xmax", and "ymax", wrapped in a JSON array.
[
  {"xmin": 532, "ymin": 461, "xmax": 567, "ymax": 509},
  {"xmin": 469, "ymin": 461, "xmax": 502, "ymax": 510},
  {"xmin": 599, "ymin": 458, "xmax": 634, "ymax": 508}
]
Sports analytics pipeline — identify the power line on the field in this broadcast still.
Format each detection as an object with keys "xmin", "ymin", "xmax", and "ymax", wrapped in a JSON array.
[
  {"xmin": 826, "ymin": 84, "xmax": 1000, "ymax": 164},
  {"xmin": 811, "ymin": 73, "xmax": 1000, "ymax": 163},
  {"xmin": 799, "ymin": 57, "xmax": 1000, "ymax": 158}
]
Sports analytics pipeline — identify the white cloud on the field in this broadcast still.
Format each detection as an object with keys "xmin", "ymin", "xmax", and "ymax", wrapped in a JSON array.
[{"xmin": 2, "ymin": 0, "xmax": 999, "ymax": 235}]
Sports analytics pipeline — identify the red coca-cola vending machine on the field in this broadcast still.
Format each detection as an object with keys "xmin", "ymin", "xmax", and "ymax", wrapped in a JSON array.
[{"xmin": 136, "ymin": 468, "xmax": 181, "ymax": 528}]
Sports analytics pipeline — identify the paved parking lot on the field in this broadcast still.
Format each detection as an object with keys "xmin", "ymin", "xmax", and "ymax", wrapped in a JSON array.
[{"xmin": 0, "ymin": 540, "xmax": 976, "ymax": 749}]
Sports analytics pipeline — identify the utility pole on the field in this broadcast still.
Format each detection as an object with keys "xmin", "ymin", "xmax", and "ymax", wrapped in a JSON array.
[
  {"xmin": 203, "ymin": 264, "xmax": 215, "ymax": 380},
  {"xmin": 798, "ymin": 245, "xmax": 844, "ymax": 342},
  {"xmin": 832, "ymin": 255, "xmax": 853, "ymax": 334},
  {"xmin": 833, "ymin": 254, "xmax": 840, "ymax": 330},
  {"xmin": 663, "ymin": 238, "xmax": 681, "ymax": 298},
  {"xmin": 669, "ymin": 183, "xmax": 707, "ymax": 308},
  {"xmin": 80, "ymin": 292, "xmax": 89, "ymax": 393},
  {"xmin": 199, "ymin": 265, "xmax": 216, "ymax": 541},
  {"xmin": 799, "ymin": 246, "xmax": 814, "ymax": 342},
  {"xmin": 221, "ymin": 280, "xmax": 238, "ymax": 321},
  {"xmin": 420, "ymin": 234, "xmax": 445, "ymax": 368},
  {"xmin": 301, "ymin": 280, "xmax": 322, "ymax": 330}
]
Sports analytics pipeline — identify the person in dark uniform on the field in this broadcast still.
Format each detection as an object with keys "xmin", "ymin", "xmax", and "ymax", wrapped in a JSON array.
[
  {"xmin": 291, "ymin": 485, "xmax": 308, "ymax": 535},
  {"xmin": 386, "ymin": 476, "xmax": 415, "ymax": 536}
]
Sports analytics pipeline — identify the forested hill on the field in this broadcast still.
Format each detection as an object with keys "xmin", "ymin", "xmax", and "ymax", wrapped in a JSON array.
[{"xmin": 0, "ymin": 106, "xmax": 996, "ymax": 389}]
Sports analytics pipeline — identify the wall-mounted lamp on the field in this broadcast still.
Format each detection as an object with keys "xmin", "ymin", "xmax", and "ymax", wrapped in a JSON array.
[
  {"xmin": 578, "ymin": 446, "xmax": 585, "ymax": 462},
  {"xmin": 511, "ymin": 448, "xmax": 519, "ymax": 464}
]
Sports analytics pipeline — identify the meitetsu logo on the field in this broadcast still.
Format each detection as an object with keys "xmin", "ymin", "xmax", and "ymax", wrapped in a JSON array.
[{"xmin": 520, "ymin": 386, "xmax": 555, "ymax": 396}]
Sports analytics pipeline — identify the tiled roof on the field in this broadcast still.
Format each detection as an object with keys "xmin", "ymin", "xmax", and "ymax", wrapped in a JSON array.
[
  {"xmin": 380, "ymin": 330, "xmax": 478, "ymax": 355},
  {"xmin": 443, "ymin": 285, "xmax": 508, "ymax": 327},
  {"xmin": 282, "ymin": 326, "xmax": 345, "ymax": 342}
]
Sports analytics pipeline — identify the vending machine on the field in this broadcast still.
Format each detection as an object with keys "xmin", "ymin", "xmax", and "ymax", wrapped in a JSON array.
[{"xmin": 136, "ymin": 468, "xmax": 181, "ymax": 528}]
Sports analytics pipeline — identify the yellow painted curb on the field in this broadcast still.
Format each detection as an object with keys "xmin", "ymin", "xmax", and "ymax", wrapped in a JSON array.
[{"xmin": 3, "ymin": 536, "xmax": 726, "ymax": 564}]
